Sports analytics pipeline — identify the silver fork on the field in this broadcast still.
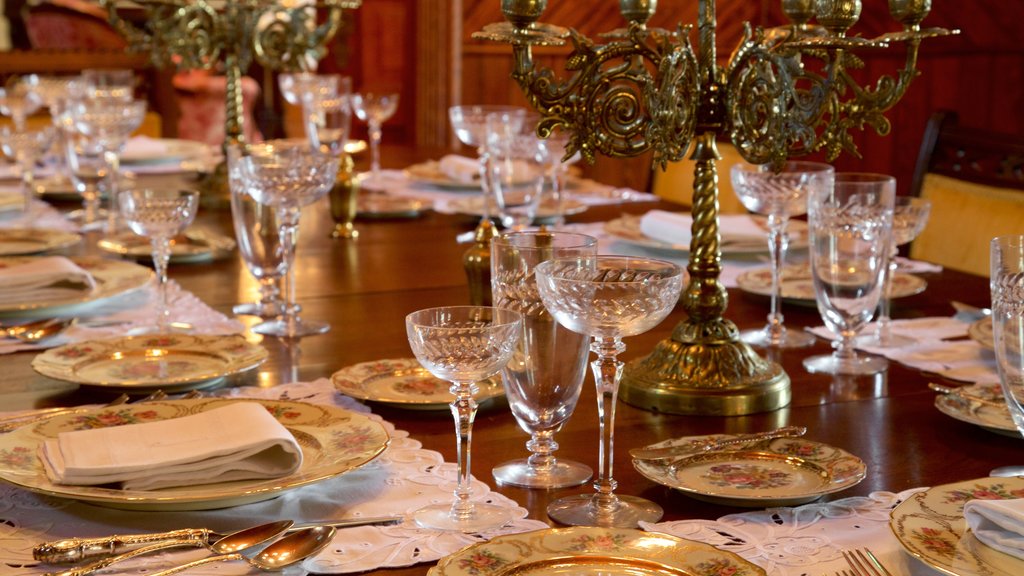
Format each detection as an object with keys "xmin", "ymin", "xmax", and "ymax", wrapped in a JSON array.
[{"xmin": 838, "ymin": 548, "xmax": 894, "ymax": 576}]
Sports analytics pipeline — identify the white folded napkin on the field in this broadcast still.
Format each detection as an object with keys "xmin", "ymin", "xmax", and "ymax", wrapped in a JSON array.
[
  {"xmin": 964, "ymin": 498, "xmax": 1024, "ymax": 559},
  {"xmin": 40, "ymin": 402, "xmax": 303, "ymax": 491},
  {"xmin": 639, "ymin": 210, "xmax": 766, "ymax": 248},
  {"xmin": 0, "ymin": 256, "xmax": 96, "ymax": 303},
  {"xmin": 438, "ymin": 154, "xmax": 481, "ymax": 183}
]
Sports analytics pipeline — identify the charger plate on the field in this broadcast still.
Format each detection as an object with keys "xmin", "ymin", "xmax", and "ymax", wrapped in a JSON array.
[
  {"xmin": 736, "ymin": 264, "xmax": 927, "ymax": 303},
  {"xmin": 331, "ymin": 358, "xmax": 503, "ymax": 410},
  {"xmin": 633, "ymin": 434, "xmax": 866, "ymax": 507},
  {"xmin": 428, "ymin": 526, "xmax": 766, "ymax": 576},
  {"xmin": 97, "ymin": 228, "xmax": 236, "ymax": 263},
  {"xmin": 934, "ymin": 382, "xmax": 1018, "ymax": 437},
  {"xmin": 0, "ymin": 256, "xmax": 152, "ymax": 318},
  {"xmin": 0, "ymin": 397, "xmax": 389, "ymax": 510},
  {"xmin": 0, "ymin": 228, "xmax": 81, "ymax": 255},
  {"xmin": 890, "ymin": 476, "xmax": 1024, "ymax": 576},
  {"xmin": 32, "ymin": 334, "xmax": 268, "ymax": 392}
]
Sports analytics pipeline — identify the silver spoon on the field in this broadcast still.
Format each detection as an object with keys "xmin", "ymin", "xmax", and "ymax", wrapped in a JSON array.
[
  {"xmin": 145, "ymin": 526, "xmax": 336, "ymax": 576},
  {"xmin": 42, "ymin": 520, "xmax": 295, "ymax": 576}
]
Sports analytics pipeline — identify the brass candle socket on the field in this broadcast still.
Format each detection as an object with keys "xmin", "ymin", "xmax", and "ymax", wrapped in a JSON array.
[{"xmin": 328, "ymin": 154, "xmax": 359, "ymax": 239}]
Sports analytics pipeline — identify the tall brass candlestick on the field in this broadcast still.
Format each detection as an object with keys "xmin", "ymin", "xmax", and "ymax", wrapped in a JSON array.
[{"xmin": 477, "ymin": 0, "xmax": 956, "ymax": 415}]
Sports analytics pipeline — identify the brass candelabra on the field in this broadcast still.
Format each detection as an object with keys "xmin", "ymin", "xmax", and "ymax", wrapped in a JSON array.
[{"xmin": 477, "ymin": 0, "xmax": 956, "ymax": 415}]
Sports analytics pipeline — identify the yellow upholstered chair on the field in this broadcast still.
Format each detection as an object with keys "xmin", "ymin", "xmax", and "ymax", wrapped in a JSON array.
[
  {"xmin": 907, "ymin": 111, "xmax": 1024, "ymax": 276},
  {"xmin": 650, "ymin": 139, "xmax": 748, "ymax": 214}
]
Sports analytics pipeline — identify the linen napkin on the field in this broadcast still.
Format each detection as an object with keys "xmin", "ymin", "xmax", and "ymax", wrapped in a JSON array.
[
  {"xmin": 39, "ymin": 402, "xmax": 303, "ymax": 490},
  {"xmin": 639, "ymin": 210, "xmax": 766, "ymax": 249},
  {"xmin": 438, "ymin": 154, "xmax": 481, "ymax": 183},
  {"xmin": 964, "ymin": 498, "xmax": 1024, "ymax": 560},
  {"xmin": 0, "ymin": 256, "xmax": 96, "ymax": 303}
]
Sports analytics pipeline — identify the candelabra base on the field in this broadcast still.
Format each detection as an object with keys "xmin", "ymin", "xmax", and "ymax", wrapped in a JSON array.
[{"xmin": 620, "ymin": 319, "xmax": 791, "ymax": 416}]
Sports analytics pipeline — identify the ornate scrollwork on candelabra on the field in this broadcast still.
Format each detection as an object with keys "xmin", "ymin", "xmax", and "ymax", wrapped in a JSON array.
[{"xmin": 478, "ymin": 0, "xmax": 956, "ymax": 415}]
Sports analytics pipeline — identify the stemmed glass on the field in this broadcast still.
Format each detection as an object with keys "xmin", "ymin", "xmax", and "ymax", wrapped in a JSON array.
[
  {"xmin": 491, "ymin": 231, "xmax": 596, "ymax": 489},
  {"xmin": 119, "ymin": 189, "xmax": 199, "ymax": 334},
  {"xmin": 535, "ymin": 255, "xmax": 683, "ymax": 527},
  {"xmin": 64, "ymin": 130, "xmax": 111, "ymax": 229},
  {"xmin": 803, "ymin": 173, "xmax": 895, "ymax": 375},
  {"xmin": 306, "ymin": 93, "xmax": 359, "ymax": 239},
  {"xmin": 991, "ymin": 235, "xmax": 1024, "ymax": 436},
  {"xmin": 279, "ymin": 73, "xmax": 350, "ymax": 138},
  {"xmin": 485, "ymin": 112, "xmax": 546, "ymax": 230},
  {"xmin": 0, "ymin": 125, "xmax": 56, "ymax": 210},
  {"xmin": 731, "ymin": 161, "xmax": 834, "ymax": 348},
  {"xmin": 227, "ymin": 143, "xmax": 286, "ymax": 318},
  {"xmin": 537, "ymin": 129, "xmax": 574, "ymax": 228},
  {"xmin": 405, "ymin": 306, "xmax": 522, "ymax": 532},
  {"xmin": 25, "ymin": 75, "xmax": 85, "ymax": 191},
  {"xmin": 81, "ymin": 69, "xmax": 136, "ymax": 100},
  {"xmin": 0, "ymin": 79, "xmax": 42, "ymax": 132},
  {"xmin": 350, "ymin": 92, "xmax": 399, "ymax": 189},
  {"xmin": 860, "ymin": 196, "xmax": 932, "ymax": 347},
  {"xmin": 239, "ymin": 140, "xmax": 339, "ymax": 337}
]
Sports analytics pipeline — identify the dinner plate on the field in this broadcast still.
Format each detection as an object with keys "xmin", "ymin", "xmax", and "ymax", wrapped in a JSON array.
[
  {"xmin": 428, "ymin": 526, "xmax": 766, "ymax": 576},
  {"xmin": 444, "ymin": 196, "xmax": 587, "ymax": 222},
  {"xmin": 934, "ymin": 382, "xmax": 1019, "ymax": 437},
  {"xmin": 120, "ymin": 138, "xmax": 210, "ymax": 165},
  {"xmin": 357, "ymin": 194, "xmax": 426, "ymax": 219},
  {"xmin": 0, "ymin": 256, "xmax": 152, "ymax": 318},
  {"xmin": 0, "ymin": 228, "xmax": 81, "ymax": 255},
  {"xmin": 603, "ymin": 214, "xmax": 807, "ymax": 255},
  {"xmin": 404, "ymin": 160, "xmax": 482, "ymax": 190},
  {"xmin": 890, "ymin": 476, "xmax": 1024, "ymax": 576},
  {"xmin": 633, "ymin": 434, "xmax": 866, "ymax": 507},
  {"xmin": 331, "ymin": 358, "xmax": 504, "ymax": 410},
  {"xmin": 736, "ymin": 264, "xmax": 928, "ymax": 304},
  {"xmin": 97, "ymin": 227, "xmax": 236, "ymax": 263},
  {"xmin": 0, "ymin": 397, "xmax": 389, "ymax": 510},
  {"xmin": 32, "ymin": 334, "xmax": 268, "ymax": 392},
  {"xmin": 968, "ymin": 317, "xmax": 994, "ymax": 350}
]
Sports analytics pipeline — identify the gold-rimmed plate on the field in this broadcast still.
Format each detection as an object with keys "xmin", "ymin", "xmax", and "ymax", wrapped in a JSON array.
[
  {"xmin": 97, "ymin": 228, "xmax": 236, "ymax": 263},
  {"xmin": 736, "ymin": 263, "xmax": 927, "ymax": 304},
  {"xmin": 633, "ymin": 434, "xmax": 866, "ymax": 507},
  {"xmin": 32, "ymin": 334, "xmax": 268, "ymax": 392},
  {"xmin": 890, "ymin": 476, "xmax": 1024, "ymax": 576},
  {"xmin": 331, "ymin": 358, "xmax": 504, "ymax": 410},
  {"xmin": 0, "ymin": 397, "xmax": 390, "ymax": 510},
  {"xmin": 969, "ymin": 317, "xmax": 994, "ymax": 350},
  {"xmin": 445, "ymin": 196, "xmax": 587, "ymax": 223},
  {"xmin": 0, "ymin": 256, "xmax": 152, "ymax": 318},
  {"xmin": 0, "ymin": 228, "xmax": 81, "ymax": 255},
  {"xmin": 428, "ymin": 526, "xmax": 766, "ymax": 576},
  {"xmin": 934, "ymin": 381, "xmax": 1019, "ymax": 437},
  {"xmin": 357, "ymin": 194, "xmax": 426, "ymax": 219},
  {"xmin": 604, "ymin": 214, "xmax": 805, "ymax": 255},
  {"xmin": 121, "ymin": 138, "xmax": 210, "ymax": 165}
]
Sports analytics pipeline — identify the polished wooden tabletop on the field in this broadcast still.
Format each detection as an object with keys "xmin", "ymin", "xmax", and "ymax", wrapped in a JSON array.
[{"xmin": 0, "ymin": 148, "xmax": 1012, "ymax": 575}]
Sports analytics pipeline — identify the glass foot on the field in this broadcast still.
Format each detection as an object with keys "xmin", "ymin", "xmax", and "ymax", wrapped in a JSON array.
[
  {"xmin": 253, "ymin": 317, "xmax": 330, "ymax": 338},
  {"xmin": 492, "ymin": 458, "xmax": 592, "ymax": 489},
  {"xmin": 803, "ymin": 352, "xmax": 888, "ymax": 375},
  {"xmin": 233, "ymin": 301, "xmax": 285, "ymax": 318},
  {"xmin": 412, "ymin": 502, "xmax": 513, "ymax": 533},
  {"xmin": 547, "ymin": 493, "xmax": 663, "ymax": 528},
  {"xmin": 740, "ymin": 326, "xmax": 816, "ymax": 349}
]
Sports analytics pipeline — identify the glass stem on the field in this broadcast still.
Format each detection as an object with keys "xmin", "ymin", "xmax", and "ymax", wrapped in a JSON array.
[
  {"xmin": 257, "ymin": 276, "xmax": 282, "ymax": 312},
  {"xmin": 276, "ymin": 206, "xmax": 302, "ymax": 333},
  {"xmin": 876, "ymin": 246, "xmax": 898, "ymax": 341},
  {"xmin": 526, "ymin": 430, "xmax": 557, "ymax": 473},
  {"xmin": 368, "ymin": 120, "xmax": 382, "ymax": 181},
  {"xmin": 16, "ymin": 161, "xmax": 32, "ymax": 214},
  {"xmin": 477, "ymin": 147, "xmax": 492, "ymax": 223},
  {"xmin": 150, "ymin": 237, "xmax": 172, "ymax": 332},
  {"xmin": 590, "ymin": 336, "xmax": 625, "ymax": 515},
  {"xmin": 449, "ymin": 379, "xmax": 480, "ymax": 521},
  {"xmin": 766, "ymin": 214, "xmax": 789, "ymax": 342},
  {"xmin": 103, "ymin": 150, "xmax": 120, "ymax": 232}
]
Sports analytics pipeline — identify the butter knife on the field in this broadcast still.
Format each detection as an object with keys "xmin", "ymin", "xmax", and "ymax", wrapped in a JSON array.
[{"xmin": 629, "ymin": 426, "xmax": 808, "ymax": 461}]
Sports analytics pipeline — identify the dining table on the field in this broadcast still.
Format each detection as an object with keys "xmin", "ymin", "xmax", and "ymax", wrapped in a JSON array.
[{"xmin": 0, "ymin": 142, "xmax": 1015, "ymax": 576}]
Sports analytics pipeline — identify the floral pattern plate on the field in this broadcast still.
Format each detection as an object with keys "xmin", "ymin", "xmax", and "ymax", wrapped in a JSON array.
[
  {"xmin": 934, "ymin": 382, "xmax": 1019, "ymax": 437},
  {"xmin": 0, "ymin": 397, "xmax": 389, "ymax": 510},
  {"xmin": 445, "ymin": 196, "xmax": 587, "ymax": 223},
  {"xmin": 633, "ymin": 434, "xmax": 866, "ymax": 507},
  {"xmin": 97, "ymin": 227, "xmax": 236, "ymax": 263},
  {"xmin": 331, "ymin": 358, "xmax": 504, "ymax": 410},
  {"xmin": 0, "ymin": 228, "xmax": 81, "ymax": 255},
  {"xmin": 969, "ymin": 317, "xmax": 994, "ymax": 350},
  {"xmin": 890, "ymin": 476, "xmax": 1024, "ymax": 576},
  {"xmin": 427, "ymin": 526, "xmax": 766, "ymax": 576},
  {"xmin": 736, "ymin": 263, "xmax": 927, "ymax": 304},
  {"xmin": 0, "ymin": 256, "xmax": 152, "ymax": 318},
  {"xmin": 31, "ymin": 334, "xmax": 268, "ymax": 392}
]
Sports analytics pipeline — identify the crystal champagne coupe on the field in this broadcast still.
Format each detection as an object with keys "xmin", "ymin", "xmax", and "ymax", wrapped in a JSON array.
[
  {"xmin": 350, "ymin": 92, "xmax": 399, "ymax": 189},
  {"xmin": 239, "ymin": 140, "xmax": 339, "ymax": 337},
  {"xmin": 0, "ymin": 79, "xmax": 42, "ymax": 132},
  {"xmin": 119, "ymin": 189, "xmax": 199, "ymax": 334},
  {"xmin": 25, "ymin": 75, "xmax": 85, "ymax": 191},
  {"xmin": 731, "ymin": 161, "xmax": 834, "ymax": 348},
  {"xmin": 405, "ymin": 306, "xmax": 523, "ymax": 532},
  {"xmin": 279, "ymin": 73, "xmax": 350, "ymax": 138},
  {"xmin": 485, "ymin": 112, "xmax": 546, "ymax": 230},
  {"xmin": 804, "ymin": 173, "xmax": 895, "ymax": 375},
  {"xmin": 0, "ymin": 125, "xmax": 56, "ymax": 211},
  {"xmin": 491, "ymin": 231, "xmax": 596, "ymax": 489},
  {"xmin": 535, "ymin": 255, "xmax": 683, "ymax": 527},
  {"xmin": 991, "ymin": 235, "xmax": 1024, "ymax": 436}
]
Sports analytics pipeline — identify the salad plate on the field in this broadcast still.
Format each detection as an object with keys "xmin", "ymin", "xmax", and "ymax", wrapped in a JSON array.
[
  {"xmin": 890, "ymin": 476, "xmax": 1024, "ymax": 576},
  {"xmin": 0, "ymin": 397, "xmax": 389, "ymax": 510},
  {"xmin": 0, "ymin": 228, "xmax": 81, "ymax": 255},
  {"xmin": 32, "ymin": 334, "xmax": 268, "ymax": 392},
  {"xmin": 0, "ymin": 256, "xmax": 152, "ymax": 318},
  {"xmin": 331, "ymin": 358, "xmax": 504, "ymax": 410},
  {"xmin": 633, "ymin": 433, "xmax": 866, "ymax": 507},
  {"xmin": 736, "ymin": 263, "xmax": 927, "ymax": 303},
  {"xmin": 428, "ymin": 526, "xmax": 766, "ymax": 576},
  {"xmin": 934, "ymin": 382, "xmax": 1018, "ymax": 437}
]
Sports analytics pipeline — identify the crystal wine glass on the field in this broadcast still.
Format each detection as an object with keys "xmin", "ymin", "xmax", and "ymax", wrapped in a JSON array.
[
  {"xmin": 306, "ymin": 93, "xmax": 359, "ymax": 239},
  {"xmin": 279, "ymin": 73, "xmax": 350, "ymax": 137},
  {"xmin": 119, "ymin": 189, "xmax": 199, "ymax": 334},
  {"xmin": 81, "ymin": 68, "xmax": 136, "ymax": 101},
  {"xmin": 860, "ymin": 196, "xmax": 932, "ymax": 347},
  {"xmin": 485, "ymin": 112, "xmax": 546, "ymax": 230},
  {"xmin": 0, "ymin": 125, "xmax": 56, "ymax": 211},
  {"xmin": 350, "ymin": 92, "xmax": 399, "ymax": 189},
  {"xmin": 24, "ymin": 75, "xmax": 85, "ymax": 191},
  {"xmin": 405, "ymin": 305, "xmax": 522, "ymax": 532},
  {"xmin": 730, "ymin": 161, "xmax": 833, "ymax": 348},
  {"xmin": 803, "ymin": 173, "xmax": 895, "ymax": 375},
  {"xmin": 0, "ymin": 79, "xmax": 42, "ymax": 132},
  {"xmin": 535, "ymin": 255, "xmax": 683, "ymax": 527},
  {"xmin": 227, "ymin": 143, "xmax": 286, "ymax": 318},
  {"xmin": 991, "ymin": 235, "xmax": 1024, "ymax": 436},
  {"xmin": 537, "ymin": 128, "xmax": 575, "ymax": 228},
  {"xmin": 239, "ymin": 140, "xmax": 339, "ymax": 337},
  {"xmin": 491, "ymin": 231, "xmax": 597, "ymax": 489}
]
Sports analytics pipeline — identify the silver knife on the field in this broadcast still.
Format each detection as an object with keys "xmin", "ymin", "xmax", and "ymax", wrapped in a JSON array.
[{"xmin": 629, "ymin": 426, "xmax": 808, "ymax": 461}]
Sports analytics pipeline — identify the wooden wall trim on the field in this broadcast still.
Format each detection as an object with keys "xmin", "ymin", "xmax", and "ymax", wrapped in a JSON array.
[{"xmin": 415, "ymin": 0, "xmax": 460, "ymax": 148}]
